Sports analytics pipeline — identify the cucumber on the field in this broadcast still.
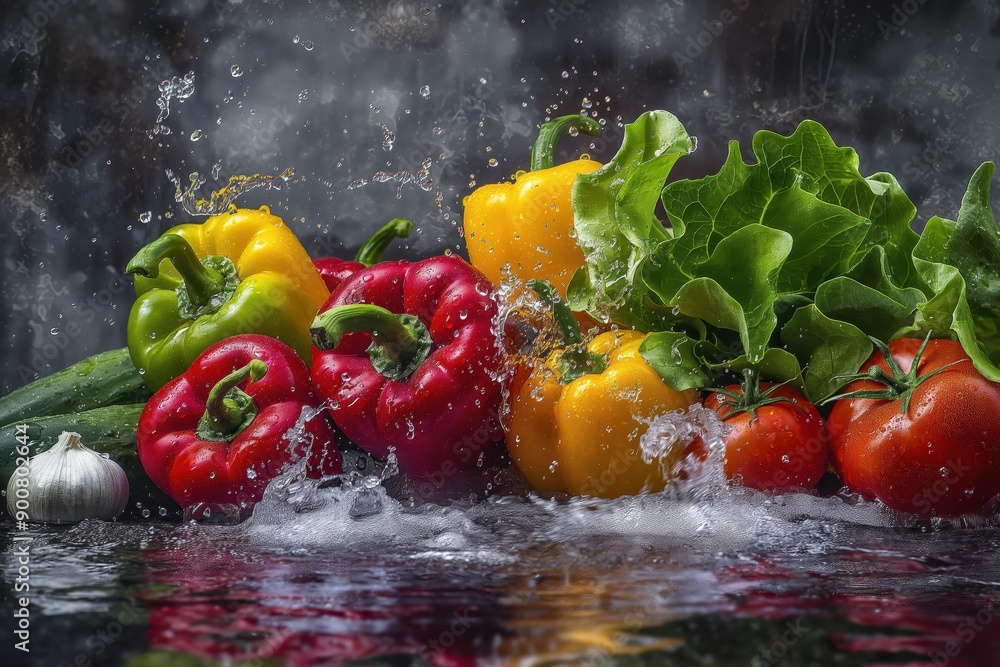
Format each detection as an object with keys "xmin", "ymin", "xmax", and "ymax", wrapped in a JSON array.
[
  {"xmin": 0, "ymin": 404, "xmax": 180, "ymax": 520},
  {"xmin": 0, "ymin": 347, "xmax": 153, "ymax": 429}
]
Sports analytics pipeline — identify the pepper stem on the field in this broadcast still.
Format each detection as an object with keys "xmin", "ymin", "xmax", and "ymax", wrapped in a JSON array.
[
  {"xmin": 354, "ymin": 218, "xmax": 413, "ymax": 267},
  {"xmin": 529, "ymin": 115, "xmax": 603, "ymax": 171},
  {"xmin": 126, "ymin": 234, "xmax": 226, "ymax": 310},
  {"xmin": 196, "ymin": 360, "xmax": 267, "ymax": 443},
  {"xmin": 530, "ymin": 279, "xmax": 605, "ymax": 383},
  {"xmin": 530, "ymin": 279, "xmax": 584, "ymax": 345},
  {"xmin": 310, "ymin": 305, "xmax": 432, "ymax": 382}
]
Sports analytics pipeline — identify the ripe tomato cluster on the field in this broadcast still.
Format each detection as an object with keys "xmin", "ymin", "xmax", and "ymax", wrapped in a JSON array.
[{"xmin": 701, "ymin": 337, "xmax": 1000, "ymax": 518}]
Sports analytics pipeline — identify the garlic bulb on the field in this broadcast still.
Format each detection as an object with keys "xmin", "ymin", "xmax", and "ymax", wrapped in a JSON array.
[{"xmin": 6, "ymin": 431, "xmax": 130, "ymax": 524}]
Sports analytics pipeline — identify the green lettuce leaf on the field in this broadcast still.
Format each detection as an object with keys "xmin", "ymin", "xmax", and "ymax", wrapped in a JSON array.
[
  {"xmin": 570, "ymin": 113, "xmax": 997, "ymax": 399},
  {"xmin": 906, "ymin": 162, "xmax": 1000, "ymax": 380},
  {"xmin": 641, "ymin": 120, "xmax": 920, "ymax": 391},
  {"xmin": 639, "ymin": 332, "xmax": 802, "ymax": 393},
  {"xmin": 638, "ymin": 332, "xmax": 711, "ymax": 392},
  {"xmin": 670, "ymin": 225, "xmax": 792, "ymax": 363},
  {"xmin": 780, "ymin": 304, "xmax": 872, "ymax": 403},
  {"xmin": 569, "ymin": 110, "xmax": 692, "ymax": 328}
]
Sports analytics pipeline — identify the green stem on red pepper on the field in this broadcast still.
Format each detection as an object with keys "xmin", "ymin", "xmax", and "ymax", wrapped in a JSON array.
[
  {"xmin": 354, "ymin": 218, "xmax": 413, "ymax": 267},
  {"xmin": 311, "ymin": 305, "xmax": 432, "ymax": 382},
  {"xmin": 196, "ymin": 359, "xmax": 268, "ymax": 442},
  {"xmin": 529, "ymin": 279, "xmax": 606, "ymax": 383},
  {"xmin": 529, "ymin": 115, "xmax": 603, "ymax": 171}
]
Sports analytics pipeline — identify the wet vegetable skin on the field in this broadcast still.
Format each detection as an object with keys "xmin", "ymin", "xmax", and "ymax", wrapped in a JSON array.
[{"xmin": 828, "ymin": 337, "xmax": 1000, "ymax": 517}]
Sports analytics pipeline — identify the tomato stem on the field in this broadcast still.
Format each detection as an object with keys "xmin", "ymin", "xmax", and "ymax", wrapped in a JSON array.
[
  {"xmin": 708, "ymin": 368, "xmax": 801, "ymax": 423},
  {"xmin": 824, "ymin": 333, "xmax": 967, "ymax": 414}
]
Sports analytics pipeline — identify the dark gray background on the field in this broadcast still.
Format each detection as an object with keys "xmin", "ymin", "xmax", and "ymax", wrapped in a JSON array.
[{"xmin": 2, "ymin": 0, "xmax": 998, "ymax": 393}]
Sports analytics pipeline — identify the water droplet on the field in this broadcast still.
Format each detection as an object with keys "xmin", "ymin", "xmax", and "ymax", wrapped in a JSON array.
[
  {"xmin": 230, "ymin": 64, "xmax": 243, "ymax": 77},
  {"xmin": 302, "ymin": 40, "xmax": 314, "ymax": 51},
  {"xmin": 208, "ymin": 471, "xmax": 216, "ymax": 479},
  {"xmin": 246, "ymin": 468, "xmax": 257, "ymax": 480},
  {"xmin": 561, "ymin": 71, "xmax": 570, "ymax": 79},
  {"xmin": 419, "ymin": 85, "xmax": 430, "ymax": 98},
  {"xmin": 139, "ymin": 211, "xmax": 152, "ymax": 224},
  {"xmin": 190, "ymin": 129, "xmax": 203, "ymax": 141}
]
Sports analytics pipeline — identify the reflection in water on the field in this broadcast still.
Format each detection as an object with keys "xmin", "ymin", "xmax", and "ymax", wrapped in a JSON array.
[
  {"xmin": 138, "ymin": 546, "xmax": 494, "ymax": 666},
  {"xmin": 56, "ymin": 478, "xmax": 988, "ymax": 666}
]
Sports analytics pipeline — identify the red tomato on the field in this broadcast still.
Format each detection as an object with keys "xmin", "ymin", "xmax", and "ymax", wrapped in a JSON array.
[
  {"xmin": 705, "ymin": 382, "xmax": 829, "ymax": 492},
  {"xmin": 828, "ymin": 337, "xmax": 1000, "ymax": 517}
]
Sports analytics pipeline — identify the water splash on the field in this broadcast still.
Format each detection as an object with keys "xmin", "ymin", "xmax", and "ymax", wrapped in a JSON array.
[
  {"xmin": 641, "ymin": 404, "xmax": 730, "ymax": 502},
  {"xmin": 347, "ymin": 157, "xmax": 435, "ymax": 199},
  {"xmin": 148, "ymin": 71, "xmax": 196, "ymax": 137},
  {"xmin": 166, "ymin": 165, "xmax": 296, "ymax": 216},
  {"xmin": 377, "ymin": 122, "xmax": 396, "ymax": 151}
]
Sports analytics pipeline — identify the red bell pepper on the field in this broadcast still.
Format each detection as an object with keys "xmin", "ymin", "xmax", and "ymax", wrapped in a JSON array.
[
  {"xmin": 136, "ymin": 334, "xmax": 342, "ymax": 507},
  {"xmin": 314, "ymin": 217, "xmax": 413, "ymax": 293},
  {"xmin": 309, "ymin": 256, "xmax": 505, "ymax": 493}
]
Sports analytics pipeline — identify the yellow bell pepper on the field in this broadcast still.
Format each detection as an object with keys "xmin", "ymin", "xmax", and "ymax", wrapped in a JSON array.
[
  {"xmin": 462, "ymin": 115, "xmax": 603, "ymax": 298},
  {"xmin": 506, "ymin": 282, "xmax": 699, "ymax": 498},
  {"xmin": 125, "ymin": 206, "xmax": 329, "ymax": 389}
]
